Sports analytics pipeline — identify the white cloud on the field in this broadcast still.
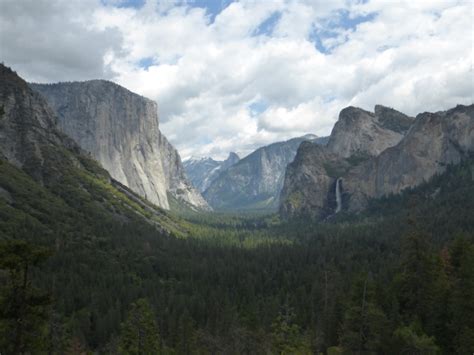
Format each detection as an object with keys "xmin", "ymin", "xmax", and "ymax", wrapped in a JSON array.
[
  {"xmin": 1, "ymin": 0, "xmax": 472, "ymax": 159},
  {"xmin": 0, "ymin": 0, "xmax": 123, "ymax": 82}
]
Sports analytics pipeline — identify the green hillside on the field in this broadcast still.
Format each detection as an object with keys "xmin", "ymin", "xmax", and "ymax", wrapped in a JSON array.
[{"xmin": 1, "ymin": 153, "xmax": 473, "ymax": 353}]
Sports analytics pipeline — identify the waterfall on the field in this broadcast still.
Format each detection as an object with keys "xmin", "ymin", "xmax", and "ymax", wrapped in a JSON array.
[{"xmin": 335, "ymin": 178, "xmax": 342, "ymax": 213}]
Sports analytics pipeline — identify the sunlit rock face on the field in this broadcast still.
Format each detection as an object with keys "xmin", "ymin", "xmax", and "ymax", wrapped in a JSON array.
[
  {"xmin": 280, "ymin": 104, "xmax": 473, "ymax": 220},
  {"xmin": 344, "ymin": 105, "xmax": 474, "ymax": 211},
  {"xmin": 326, "ymin": 105, "xmax": 414, "ymax": 158},
  {"xmin": 31, "ymin": 80, "xmax": 209, "ymax": 211},
  {"xmin": 203, "ymin": 135, "xmax": 325, "ymax": 211}
]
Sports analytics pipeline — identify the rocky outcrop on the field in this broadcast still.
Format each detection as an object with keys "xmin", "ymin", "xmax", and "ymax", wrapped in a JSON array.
[
  {"xmin": 159, "ymin": 134, "xmax": 210, "ymax": 210},
  {"xmin": 204, "ymin": 134, "xmax": 323, "ymax": 211},
  {"xmin": 0, "ymin": 64, "xmax": 184, "ymax": 234},
  {"xmin": 30, "ymin": 81, "xmax": 209, "ymax": 211},
  {"xmin": 0, "ymin": 64, "xmax": 82, "ymax": 183},
  {"xmin": 184, "ymin": 152, "xmax": 240, "ymax": 193},
  {"xmin": 280, "ymin": 104, "xmax": 474, "ymax": 219},
  {"xmin": 279, "ymin": 142, "xmax": 340, "ymax": 219},
  {"xmin": 344, "ymin": 105, "xmax": 474, "ymax": 211},
  {"xmin": 327, "ymin": 105, "xmax": 414, "ymax": 158}
]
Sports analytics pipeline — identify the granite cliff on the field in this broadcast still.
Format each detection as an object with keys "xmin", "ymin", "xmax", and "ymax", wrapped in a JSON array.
[
  {"xmin": 30, "ymin": 81, "xmax": 209, "ymax": 211},
  {"xmin": 0, "ymin": 63, "xmax": 186, "ymax": 240},
  {"xmin": 203, "ymin": 135, "xmax": 326, "ymax": 211},
  {"xmin": 0, "ymin": 65, "xmax": 81, "ymax": 183},
  {"xmin": 344, "ymin": 105, "xmax": 474, "ymax": 211},
  {"xmin": 326, "ymin": 105, "xmax": 414, "ymax": 158},
  {"xmin": 280, "ymin": 104, "xmax": 473, "ymax": 219}
]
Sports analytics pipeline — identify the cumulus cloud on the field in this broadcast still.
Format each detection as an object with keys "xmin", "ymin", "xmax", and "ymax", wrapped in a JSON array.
[
  {"xmin": 0, "ymin": 0, "xmax": 123, "ymax": 82},
  {"xmin": 1, "ymin": 0, "xmax": 472, "ymax": 159}
]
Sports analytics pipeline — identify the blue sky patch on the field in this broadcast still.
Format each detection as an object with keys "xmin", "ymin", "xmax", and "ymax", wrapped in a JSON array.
[
  {"xmin": 310, "ymin": 10, "xmax": 376, "ymax": 54},
  {"xmin": 187, "ymin": 0, "xmax": 233, "ymax": 22},
  {"xmin": 310, "ymin": 28, "xmax": 333, "ymax": 54},
  {"xmin": 338, "ymin": 10, "xmax": 376, "ymax": 30},
  {"xmin": 102, "ymin": 0, "xmax": 145, "ymax": 9},
  {"xmin": 138, "ymin": 57, "xmax": 155, "ymax": 69},
  {"xmin": 253, "ymin": 11, "xmax": 282, "ymax": 37},
  {"xmin": 249, "ymin": 101, "xmax": 268, "ymax": 116}
]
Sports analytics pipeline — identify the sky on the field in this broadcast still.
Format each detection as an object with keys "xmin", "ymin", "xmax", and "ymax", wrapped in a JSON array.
[{"xmin": 1, "ymin": 0, "xmax": 472, "ymax": 159}]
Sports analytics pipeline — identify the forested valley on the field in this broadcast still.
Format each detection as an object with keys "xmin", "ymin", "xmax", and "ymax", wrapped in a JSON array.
[
  {"xmin": 1, "ymin": 153, "xmax": 473, "ymax": 354},
  {"xmin": 2, "ymin": 0, "xmax": 473, "ymax": 353}
]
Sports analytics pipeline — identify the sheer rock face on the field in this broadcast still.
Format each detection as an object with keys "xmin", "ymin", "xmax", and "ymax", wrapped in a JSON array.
[
  {"xmin": 30, "ymin": 81, "xmax": 209, "ymax": 211},
  {"xmin": 279, "ymin": 142, "xmax": 339, "ymax": 219},
  {"xmin": 184, "ymin": 152, "xmax": 240, "ymax": 193},
  {"xmin": 158, "ymin": 133, "xmax": 211, "ymax": 210},
  {"xmin": 203, "ymin": 135, "xmax": 324, "ymax": 211},
  {"xmin": 344, "ymin": 105, "xmax": 474, "ymax": 211},
  {"xmin": 327, "ymin": 105, "xmax": 414, "ymax": 158},
  {"xmin": 0, "ymin": 65, "xmax": 82, "ymax": 184},
  {"xmin": 280, "ymin": 104, "xmax": 473, "ymax": 219}
]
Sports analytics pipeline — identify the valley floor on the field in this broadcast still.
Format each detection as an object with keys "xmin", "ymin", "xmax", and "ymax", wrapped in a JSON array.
[{"xmin": 1, "ymin": 157, "xmax": 474, "ymax": 354}]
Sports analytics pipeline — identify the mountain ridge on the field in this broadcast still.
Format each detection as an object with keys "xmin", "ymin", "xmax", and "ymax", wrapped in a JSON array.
[
  {"xmin": 203, "ymin": 134, "xmax": 326, "ymax": 211},
  {"xmin": 280, "ymin": 103, "xmax": 474, "ymax": 219},
  {"xmin": 326, "ymin": 105, "xmax": 414, "ymax": 158},
  {"xmin": 0, "ymin": 63, "xmax": 183, "ymax": 235},
  {"xmin": 184, "ymin": 152, "xmax": 240, "ymax": 193},
  {"xmin": 30, "ymin": 80, "xmax": 210, "ymax": 211}
]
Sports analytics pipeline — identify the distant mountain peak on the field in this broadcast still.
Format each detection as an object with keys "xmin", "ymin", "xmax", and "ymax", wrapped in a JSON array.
[
  {"xmin": 203, "ymin": 134, "xmax": 327, "ymax": 211},
  {"xmin": 184, "ymin": 152, "xmax": 240, "ymax": 193},
  {"xmin": 225, "ymin": 152, "xmax": 240, "ymax": 163}
]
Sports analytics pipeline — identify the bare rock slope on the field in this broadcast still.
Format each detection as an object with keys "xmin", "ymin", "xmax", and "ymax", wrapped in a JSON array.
[
  {"xmin": 0, "ymin": 65, "xmax": 81, "ymax": 183},
  {"xmin": 345, "ymin": 105, "xmax": 474, "ymax": 211},
  {"xmin": 30, "ymin": 81, "xmax": 209, "ymax": 211},
  {"xmin": 327, "ymin": 105, "xmax": 414, "ymax": 158},
  {"xmin": 280, "ymin": 104, "xmax": 473, "ymax": 219},
  {"xmin": 204, "ymin": 135, "xmax": 325, "ymax": 211}
]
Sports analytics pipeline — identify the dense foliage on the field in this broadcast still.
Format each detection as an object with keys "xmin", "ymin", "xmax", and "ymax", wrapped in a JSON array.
[{"xmin": 0, "ymin": 157, "xmax": 473, "ymax": 354}]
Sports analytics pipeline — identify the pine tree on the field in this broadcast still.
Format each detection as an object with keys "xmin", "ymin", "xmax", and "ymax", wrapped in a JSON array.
[
  {"xmin": 118, "ymin": 298, "xmax": 161, "ymax": 354},
  {"xmin": 271, "ymin": 302, "xmax": 311, "ymax": 354},
  {"xmin": 396, "ymin": 229, "xmax": 448, "ymax": 337},
  {"xmin": 0, "ymin": 239, "xmax": 52, "ymax": 354},
  {"xmin": 175, "ymin": 309, "xmax": 197, "ymax": 354},
  {"xmin": 392, "ymin": 322, "xmax": 440, "ymax": 354},
  {"xmin": 449, "ymin": 237, "xmax": 474, "ymax": 353},
  {"xmin": 339, "ymin": 275, "xmax": 390, "ymax": 353}
]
